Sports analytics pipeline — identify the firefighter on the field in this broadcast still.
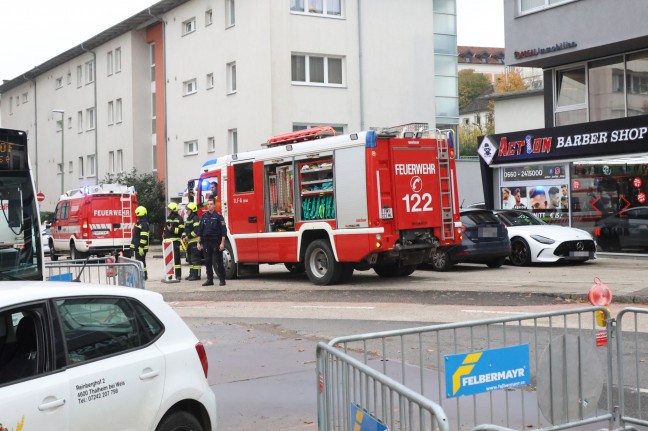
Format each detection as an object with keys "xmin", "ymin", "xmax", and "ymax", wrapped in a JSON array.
[
  {"xmin": 197, "ymin": 197, "xmax": 227, "ymax": 286},
  {"xmin": 164, "ymin": 202, "xmax": 185, "ymax": 280},
  {"xmin": 182, "ymin": 202, "xmax": 202, "ymax": 281},
  {"xmin": 131, "ymin": 206, "xmax": 150, "ymax": 280}
]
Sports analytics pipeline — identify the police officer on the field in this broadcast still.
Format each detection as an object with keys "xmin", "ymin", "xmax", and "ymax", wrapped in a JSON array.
[
  {"xmin": 131, "ymin": 206, "xmax": 150, "ymax": 280},
  {"xmin": 182, "ymin": 202, "xmax": 201, "ymax": 281},
  {"xmin": 197, "ymin": 197, "xmax": 227, "ymax": 286},
  {"xmin": 164, "ymin": 202, "xmax": 184, "ymax": 280}
]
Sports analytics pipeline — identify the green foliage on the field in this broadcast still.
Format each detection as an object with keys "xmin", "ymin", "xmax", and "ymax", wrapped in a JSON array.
[
  {"xmin": 458, "ymin": 69, "xmax": 492, "ymax": 110},
  {"xmin": 102, "ymin": 169, "xmax": 166, "ymax": 225},
  {"xmin": 459, "ymin": 101, "xmax": 495, "ymax": 158}
]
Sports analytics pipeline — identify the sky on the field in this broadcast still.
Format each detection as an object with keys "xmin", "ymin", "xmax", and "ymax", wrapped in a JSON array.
[{"xmin": 0, "ymin": 0, "xmax": 504, "ymax": 82}]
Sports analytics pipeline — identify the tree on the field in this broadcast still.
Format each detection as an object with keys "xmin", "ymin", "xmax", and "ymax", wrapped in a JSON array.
[
  {"xmin": 103, "ymin": 169, "xmax": 166, "ymax": 227},
  {"xmin": 458, "ymin": 69, "xmax": 492, "ymax": 110},
  {"xmin": 459, "ymin": 100, "xmax": 495, "ymax": 158},
  {"xmin": 494, "ymin": 69, "xmax": 529, "ymax": 93}
]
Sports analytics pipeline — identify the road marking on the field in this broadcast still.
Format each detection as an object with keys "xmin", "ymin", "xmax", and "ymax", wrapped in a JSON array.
[
  {"xmin": 291, "ymin": 305, "xmax": 375, "ymax": 310},
  {"xmin": 461, "ymin": 309, "xmax": 532, "ymax": 315}
]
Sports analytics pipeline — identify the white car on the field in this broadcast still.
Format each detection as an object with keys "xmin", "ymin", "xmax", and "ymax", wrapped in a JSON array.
[
  {"xmin": 0, "ymin": 283, "xmax": 216, "ymax": 431},
  {"xmin": 495, "ymin": 210, "xmax": 596, "ymax": 266}
]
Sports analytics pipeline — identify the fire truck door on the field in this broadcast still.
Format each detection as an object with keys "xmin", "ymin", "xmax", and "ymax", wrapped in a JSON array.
[
  {"xmin": 227, "ymin": 161, "xmax": 259, "ymax": 261},
  {"xmin": 335, "ymin": 146, "xmax": 368, "ymax": 228}
]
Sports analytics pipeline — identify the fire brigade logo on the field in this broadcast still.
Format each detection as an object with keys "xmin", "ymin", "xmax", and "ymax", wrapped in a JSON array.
[{"xmin": 410, "ymin": 176, "xmax": 423, "ymax": 193}]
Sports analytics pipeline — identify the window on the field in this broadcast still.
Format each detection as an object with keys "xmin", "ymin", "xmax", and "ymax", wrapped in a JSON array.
[
  {"xmin": 55, "ymin": 77, "xmax": 63, "ymax": 89},
  {"xmin": 208, "ymin": 136, "xmax": 216, "ymax": 152},
  {"xmin": 588, "ymin": 56, "xmax": 625, "ymax": 122},
  {"xmin": 108, "ymin": 101, "xmax": 114, "ymax": 125},
  {"xmin": 0, "ymin": 307, "xmax": 47, "ymax": 385},
  {"xmin": 205, "ymin": 9, "xmax": 213, "ymax": 26},
  {"xmin": 228, "ymin": 128, "xmax": 238, "ymax": 153},
  {"xmin": 291, "ymin": 54, "xmax": 344, "ymax": 86},
  {"xmin": 67, "ymin": 71, "xmax": 71, "ymax": 85},
  {"xmin": 117, "ymin": 150, "xmax": 124, "ymax": 172},
  {"xmin": 234, "ymin": 162, "xmax": 254, "ymax": 193},
  {"xmin": 22, "ymin": 93, "xmax": 28, "ymax": 104},
  {"xmin": 626, "ymin": 51, "xmax": 648, "ymax": 117},
  {"xmin": 109, "ymin": 151, "xmax": 115, "ymax": 173},
  {"xmin": 85, "ymin": 61, "xmax": 95, "ymax": 84},
  {"xmin": 8, "ymin": 97, "xmax": 12, "ymax": 114},
  {"xmin": 226, "ymin": 0, "xmax": 235, "ymax": 27},
  {"xmin": 116, "ymin": 98, "xmax": 123, "ymax": 123},
  {"xmin": 55, "ymin": 116, "xmax": 63, "ymax": 133},
  {"xmin": 68, "ymin": 161, "xmax": 73, "ymax": 173},
  {"xmin": 151, "ymin": 93, "xmax": 156, "ymax": 134},
  {"xmin": 555, "ymin": 67, "xmax": 587, "ymax": 126},
  {"xmin": 78, "ymin": 157, "xmax": 84, "ymax": 178},
  {"xmin": 87, "ymin": 155, "xmax": 96, "ymax": 177},
  {"xmin": 184, "ymin": 140, "xmax": 198, "ymax": 155},
  {"xmin": 152, "ymin": 144, "xmax": 157, "ymax": 171},
  {"xmin": 77, "ymin": 65, "xmax": 83, "ymax": 87},
  {"xmin": 58, "ymin": 162, "xmax": 63, "ymax": 174},
  {"xmin": 67, "ymin": 116, "xmax": 72, "ymax": 129},
  {"xmin": 86, "ymin": 107, "xmax": 96, "ymax": 130},
  {"xmin": 291, "ymin": 0, "xmax": 342, "ymax": 16},
  {"xmin": 183, "ymin": 18, "xmax": 196, "ymax": 35},
  {"xmin": 107, "ymin": 51, "xmax": 113, "ymax": 76},
  {"xmin": 207, "ymin": 73, "xmax": 214, "ymax": 89},
  {"xmin": 150, "ymin": 44, "xmax": 156, "ymax": 82},
  {"xmin": 519, "ymin": 0, "xmax": 576, "ymax": 13},
  {"xmin": 115, "ymin": 47, "xmax": 122, "ymax": 73},
  {"xmin": 293, "ymin": 123, "xmax": 345, "ymax": 134},
  {"xmin": 184, "ymin": 79, "xmax": 197, "ymax": 95},
  {"xmin": 77, "ymin": 111, "xmax": 83, "ymax": 132},
  {"xmin": 227, "ymin": 62, "xmax": 237, "ymax": 93}
]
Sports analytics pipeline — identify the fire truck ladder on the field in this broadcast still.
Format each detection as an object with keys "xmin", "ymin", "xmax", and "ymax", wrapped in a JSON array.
[
  {"xmin": 120, "ymin": 188, "xmax": 134, "ymax": 253},
  {"xmin": 436, "ymin": 129, "xmax": 456, "ymax": 242}
]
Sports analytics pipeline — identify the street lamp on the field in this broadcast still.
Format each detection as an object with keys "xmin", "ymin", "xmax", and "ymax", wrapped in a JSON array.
[{"xmin": 52, "ymin": 109, "xmax": 65, "ymax": 194}]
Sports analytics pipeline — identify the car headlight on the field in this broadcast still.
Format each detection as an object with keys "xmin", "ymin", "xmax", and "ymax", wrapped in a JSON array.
[{"xmin": 530, "ymin": 234, "xmax": 555, "ymax": 244}]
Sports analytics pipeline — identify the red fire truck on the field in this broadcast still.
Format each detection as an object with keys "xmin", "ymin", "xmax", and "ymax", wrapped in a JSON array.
[{"xmin": 188, "ymin": 124, "xmax": 461, "ymax": 285}]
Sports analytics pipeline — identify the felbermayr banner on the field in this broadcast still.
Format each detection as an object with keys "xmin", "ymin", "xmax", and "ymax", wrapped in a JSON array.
[
  {"xmin": 478, "ymin": 115, "xmax": 648, "ymax": 166},
  {"xmin": 445, "ymin": 344, "xmax": 530, "ymax": 398}
]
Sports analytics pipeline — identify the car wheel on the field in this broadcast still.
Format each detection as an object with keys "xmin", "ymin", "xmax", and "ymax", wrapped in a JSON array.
[
  {"xmin": 304, "ymin": 239, "xmax": 342, "ymax": 285},
  {"xmin": 510, "ymin": 239, "xmax": 531, "ymax": 266},
  {"xmin": 71, "ymin": 242, "xmax": 89, "ymax": 260},
  {"xmin": 223, "ymin": 241, "xmax": 237, "ymax": 279},
  {"xmin": 284, "ymin": 262, "xmax": 306, "ymax": 274},
  {"xmin": 431, "ymin": 250, "xmax": 453, "ymax": 272},
  {"xmin": 156, "ymin": 410, "xmax": 204, "ymax": 431},
  {"xmin": 486, "ymin": 257, "xmax": 506, "ymax": 268},
  {"xmin": 49, "ymin": 239, "xmax": 59, "ymax": 261}
]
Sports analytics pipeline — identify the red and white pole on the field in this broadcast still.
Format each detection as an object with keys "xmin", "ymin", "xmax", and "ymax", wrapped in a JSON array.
[{"xmin": 162, "ymin": 239, "xmax": 180, "ymax": 283}]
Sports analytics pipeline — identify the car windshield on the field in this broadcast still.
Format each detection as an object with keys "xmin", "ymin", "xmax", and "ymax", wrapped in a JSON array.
[
  {"xmin": 0, "ymin": 173, "xmax": 43, "ymax": 280},
  {"xmin": 496, "ymin": 210, "xmax": 546, "ymax": 227}
]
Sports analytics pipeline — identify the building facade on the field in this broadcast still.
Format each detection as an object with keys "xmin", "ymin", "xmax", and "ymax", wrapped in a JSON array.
[
  {"xmin": 479, "ymin": 0, "xmax": 648, "ymax": 254},
  {"xmin": 0, "ymin": 0, "xmax": 459, "ymax": 211}
]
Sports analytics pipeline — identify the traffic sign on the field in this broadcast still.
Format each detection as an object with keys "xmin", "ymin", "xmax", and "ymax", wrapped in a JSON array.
[{"xmin": 37, "ymin": 192, "xmax": 45, "ymax": 202}]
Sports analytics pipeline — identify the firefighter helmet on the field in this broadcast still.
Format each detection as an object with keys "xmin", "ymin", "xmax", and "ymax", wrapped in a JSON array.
[
  {"xmin": 167, "ymin": 202, "xmax": 179, "ymax": 212},
  {"xmin": 135, "ymin": 206, "xmax": 147, "ymax": 217},
  {"xmin": 186, "ymin": 202, "xmax": 198, "ymax": 213}
]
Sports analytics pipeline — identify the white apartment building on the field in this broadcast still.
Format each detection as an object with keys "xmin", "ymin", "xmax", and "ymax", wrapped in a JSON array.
[{"xmin": 0, "ymin": 0, "xmax": 459, "ymax": 210}]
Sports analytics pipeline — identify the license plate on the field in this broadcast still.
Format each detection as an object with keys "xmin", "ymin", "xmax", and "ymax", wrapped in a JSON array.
[
  {"xmin": 93, "ymin": 229, "xmax": 109, "ymax": 236},
  {"xmin": 478, "ymin": 227, "xmax": 498, "ymax": 238},
  {"xmin": 381, "ymin": 208, "xmax": 393, "ymax": 219},
  {"xmin": 569, "ymin": 251, "xmax": 590, "ymax": 257}
]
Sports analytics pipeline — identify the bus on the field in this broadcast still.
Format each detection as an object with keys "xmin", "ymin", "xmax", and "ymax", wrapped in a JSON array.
[{"xmin": 0, "ymin": 128, "xmax": 43, "ymax": 280}]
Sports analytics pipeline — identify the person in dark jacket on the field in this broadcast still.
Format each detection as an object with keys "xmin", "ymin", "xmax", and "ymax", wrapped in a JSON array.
[
  {"xmin": 182, "ymin": 202, "xmax": 202, "ymax": 281},
  {"xmin": 164, "ymin": 202, "xmax": 184, "ymax": 280},
  {"xmin": 131, "ymin": 206, "xmax": 150, "ymax": 280},
  {"xmin": 197, "ymin": 197, "xmax": 227, "ymax": 286}
]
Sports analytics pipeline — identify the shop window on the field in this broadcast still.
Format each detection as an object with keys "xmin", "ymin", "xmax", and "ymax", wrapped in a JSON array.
[
  {"xmin": 588, "ymin": 56, "xmax": 625, "ymax": 122},
  {"xmin": 626, "ymin": 51, "xmax": 648, "ymax": 117}
]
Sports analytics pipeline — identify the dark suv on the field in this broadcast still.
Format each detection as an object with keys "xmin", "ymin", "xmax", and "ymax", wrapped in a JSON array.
[{"xmin": 430, "ymin": 208, "xmax": 511, "ymax": 271}]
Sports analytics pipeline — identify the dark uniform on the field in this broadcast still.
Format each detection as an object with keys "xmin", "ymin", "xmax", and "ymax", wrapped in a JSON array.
[
  {"xmin": 197, "ymin": 209, "xmax": 227, "ymax": 286},
  {"xmin": 164, "ymin": 208, "xmax": 184, "ymax": 279},
  {"xmin": 130, "ymin": 215, "xmax": 150, "ymax": 280},
  {"xmin": 183, "ymin": 209, "xmax": 201, "ymax": 280}
]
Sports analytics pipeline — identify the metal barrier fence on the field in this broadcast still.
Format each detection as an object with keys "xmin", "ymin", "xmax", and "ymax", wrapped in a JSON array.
[
  {"xmin": 44, "ymin": 256, "xmax": 145, "ymax": 288},
  {"xmin": 317, "ymin": 342, "xmax": 450, "ymax": 431},
  {"xmin": 319, "ymin": 307, "xmax": 617, "ymax": 431}
]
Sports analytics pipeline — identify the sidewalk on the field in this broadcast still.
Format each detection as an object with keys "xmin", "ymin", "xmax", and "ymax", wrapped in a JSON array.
[{"xmin": 142, "ymin": 244, "xmax": 648, "ymax": 304}]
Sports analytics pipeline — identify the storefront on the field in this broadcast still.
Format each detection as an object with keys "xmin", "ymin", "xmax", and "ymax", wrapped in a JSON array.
[{"xmin": 478, "ymin": 115, "xmax": 648, "ymax": 253}]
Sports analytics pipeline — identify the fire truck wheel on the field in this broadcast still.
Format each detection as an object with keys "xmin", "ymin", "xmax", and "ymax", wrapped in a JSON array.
[
  {"xmin": 374, "ymin": 262, "xmax": 415, "ymax": 277},
  {"xmin": 338, "ymin": 263, "xmax": 354, "ymax": 283},
  {"xmin": 71, "ymin": 242, "xmax": 89, "ymax": 260},
  {"xmin": 49, "ymin": 239, "xmax": 59, "ymax": 261},
  {"xmin": 304, "ymin": 239, "xmax": 342, "ymax": 285},
  {"xmin": 398, "ymin": 265, "xmax": 417, "ymax": 276},
  {"xmin": 222, "ymin": 242, "xmax": 238, "ymax": 279},
  {"xmin": 431, "ymin": 250, "xmax": 453, "ymax": 272},
  {"xmin": 284, "ymin": 263, "xmax": 306, "ymax": 274}
]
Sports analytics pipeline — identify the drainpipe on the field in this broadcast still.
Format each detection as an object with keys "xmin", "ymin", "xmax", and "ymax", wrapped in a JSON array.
[
  {"xmin": 23, "ymin": 73, "xmax": 38, "ymax": 189},
  {"xmin": 81, "ymin": 43, "xmax": 99, "ymax": 185},
  {"xmin": 149, "ymin": 8, "xmax": 169, "ymax": 202},
  {"xmin": 357, "ymin": 0, "xmax": 365, "ymax": 130}
]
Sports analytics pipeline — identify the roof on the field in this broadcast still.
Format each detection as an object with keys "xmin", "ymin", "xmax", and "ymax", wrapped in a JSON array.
[
  {"xmin": 460, "ymin": 88, "xmax": 494, "ymax": 115},
  {"xmin": 0, "ymin": 0, "xmax": 189, "ymax": 93},
  {"xmin": 458, "ymin": 46, "xmax": 505, "ymax": 65}
]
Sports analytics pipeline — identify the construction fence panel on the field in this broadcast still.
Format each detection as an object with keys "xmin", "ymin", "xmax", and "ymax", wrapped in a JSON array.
[
  {"xmin": 317, "ymin": 342, "xmax": 450, "ymax": 431},
  {"xmin": 321, "ymin": 307, "xmax": 616, "ymax": 431},
  {"xmin": 44, "ymin": 256, "xmax": 145, "ymax": 288}
]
